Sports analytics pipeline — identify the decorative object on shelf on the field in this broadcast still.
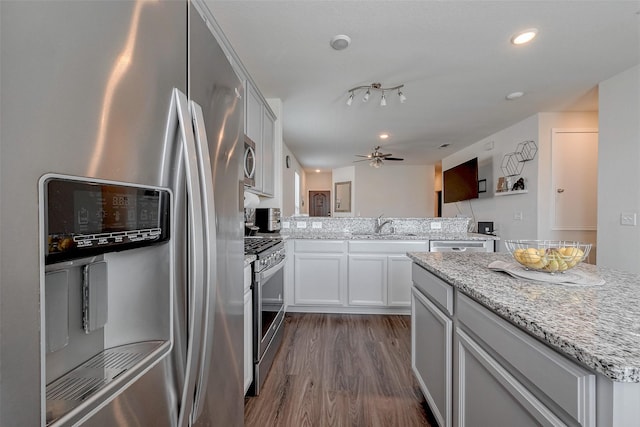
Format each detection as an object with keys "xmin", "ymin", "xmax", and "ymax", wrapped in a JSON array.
[
  {"xmin": 500, "ymin": 140, "xmax": 537, "ymax": 177},
  {"xmin": 353, "ymin": 146, "xmax": 404, "ymax": 168},
  {"xmin": 346, "ymin": 82, "xmax": 406, "ymax": 107},
  {"xmin": 478, "ymin": 179, "xmax": 487, "ymax": 193},
  {"xmin": 511, "ymin": 177, "xmax": 525, "ymax": 191},
  {"xmin": 516, "ymin": 140, "xmax": 537, "ymax": 161},
  {"xmin": 496, "ymin": 177, "xmax": 507, "ymax": 192}
]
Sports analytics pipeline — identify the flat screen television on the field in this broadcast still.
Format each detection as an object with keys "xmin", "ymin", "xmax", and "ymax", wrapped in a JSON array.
[{"xmin": 443, "ymin": 157, "xmax": 479, "ymax": 203}]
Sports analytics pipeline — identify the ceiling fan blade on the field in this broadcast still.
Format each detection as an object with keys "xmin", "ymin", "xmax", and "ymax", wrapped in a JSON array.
[
  {"xmin": 353, "ymin": 159, "xmax": 370, "ymax": 162},
  {"xmin": 354, "ymin": 154, "xmax": 372, "ymax": 158},
  {"xmin": 386, "ymin": 157, "xmax": 404, "ymax": 161}
]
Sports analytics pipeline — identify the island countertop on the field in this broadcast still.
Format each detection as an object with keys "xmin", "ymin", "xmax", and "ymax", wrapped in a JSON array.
[{"xmin": 408, "ymin": 252, "xmax": 640, "ymax": 383}]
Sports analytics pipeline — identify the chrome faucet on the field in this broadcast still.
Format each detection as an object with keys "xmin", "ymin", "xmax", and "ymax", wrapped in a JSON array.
[{"xmin": 375, "ymin": 214, "xmax": 394, "ymax": 234}]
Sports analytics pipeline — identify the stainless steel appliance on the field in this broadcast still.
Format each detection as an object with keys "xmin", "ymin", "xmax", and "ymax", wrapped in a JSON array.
[
  {"xmin": 244, "ymin": 135, "xmax": 257, "ymax": 188},
  {"xmin": 1, "ymin": 1, "xmax": 244, "ymax": 426},
  {"xmin": 255, "ymin": 207, "xmax": 281, "ymax": 232},
  {"xmin": 429, "ymin": 240, "xmax": 494, "ymax": 252},
  {"xmin": 244, "ymin": 237, "xmax": 286, "ymax": 395}
]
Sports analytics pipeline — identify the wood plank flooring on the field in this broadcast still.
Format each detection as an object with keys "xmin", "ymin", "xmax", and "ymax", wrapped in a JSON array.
[{"xmin": 245, "ymin": 313, "xmax": 437, "ymax": 427}]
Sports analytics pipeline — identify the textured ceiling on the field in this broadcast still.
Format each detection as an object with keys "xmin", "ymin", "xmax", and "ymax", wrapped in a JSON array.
[{"xmin": 207, "ymin": 1, "xmax": 640, "ymax": 171}]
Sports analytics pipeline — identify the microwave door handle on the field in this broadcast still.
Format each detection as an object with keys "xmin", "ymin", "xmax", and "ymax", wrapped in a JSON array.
[
  {"xmin": 173, "ymin": 89, "xmax": 207, "ymax": 427},
  {"xmin": 189, "ymin": 101, "xmax": 218, "ymax": 424}
]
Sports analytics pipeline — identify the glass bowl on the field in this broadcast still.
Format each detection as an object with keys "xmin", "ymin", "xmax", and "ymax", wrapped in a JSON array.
[{"xmin": 504, "ymin": 240, "xmax": 591, "ymax": 273}]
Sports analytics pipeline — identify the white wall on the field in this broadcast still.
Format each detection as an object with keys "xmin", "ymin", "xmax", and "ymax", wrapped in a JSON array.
[
  {"xmin": 353, "ymin": 164, "xmax": 435, "ymax": 217},
  {"xmin": 597, "ymin": 64, "xmax": 640, "ymax": 272},
  {"xmin": 282, "ymin": 142, "xmax": 305, "ymax": 216},
  {"xmin": 442, "ymin": 115, "xmax": 539, "ymax": 251},
  {"xmin": 305, "ymin": 171, "xmax": 332, "ymax": 192}
]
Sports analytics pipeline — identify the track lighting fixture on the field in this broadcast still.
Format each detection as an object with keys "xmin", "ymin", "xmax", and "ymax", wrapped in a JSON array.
[{"xmin": 346, "ymin": 82, "xmax": 405, "ymax": 106}]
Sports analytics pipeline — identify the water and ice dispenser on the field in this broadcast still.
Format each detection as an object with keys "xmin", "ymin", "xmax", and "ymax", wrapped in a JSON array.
[{"xmin": 41, "ymin": 176, "xmax": 172, "ymax": 425}]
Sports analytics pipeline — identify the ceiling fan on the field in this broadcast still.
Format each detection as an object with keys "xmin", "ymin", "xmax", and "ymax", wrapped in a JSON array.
[{"xmin": 354, "ymin": 146, "xmax": 404, "ymax": 168}]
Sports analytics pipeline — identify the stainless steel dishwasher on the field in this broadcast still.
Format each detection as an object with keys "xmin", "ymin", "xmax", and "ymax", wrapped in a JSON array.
[{"xmin": 429, "ymin": 240, "xmax": 494, "ymax": 252}]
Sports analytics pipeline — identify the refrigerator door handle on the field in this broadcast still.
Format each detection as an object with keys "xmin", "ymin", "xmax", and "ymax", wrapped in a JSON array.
[
  {"xmin": 173, "ymin": 88, "xmax": 207, "ymax": 427},
  {"xmin": 189, "ymin": 100, "xmax": 218, "ymax": 424}
]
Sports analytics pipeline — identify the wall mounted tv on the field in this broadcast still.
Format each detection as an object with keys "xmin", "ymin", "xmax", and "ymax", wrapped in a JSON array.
[{"xmin": 443, "ymin": 157, "xmax": 479, "ymax": 203}]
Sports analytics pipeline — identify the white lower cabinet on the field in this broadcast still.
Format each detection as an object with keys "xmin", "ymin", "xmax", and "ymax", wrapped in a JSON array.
[
  {"xmin": 243, "ymin": 264, "xmax": 253, "ymax": 395},
  {"xmin": 412, "ymin": 264, "xmax": 596, "ymax": 427},
  {"xmin": 347, "ymin": 241, "xmax": 429, "ymax": 309},
  {"xmin": 290, "ymin": 239, "xmax": 429, "ymax": 311},
  {"xmin": 412, "ymin": 287, "xmax": 452, "ymax": 427},
  {"xmin": 455, "ymin": 329, "xmax": 565, "ymax": 427},
  {"xmin": 348, "ymin": 254, "xmax": 387, "ymax": 306},
  {"xmin": 293, "ymin": 240, "xmax": 347, "ymax": 306}
]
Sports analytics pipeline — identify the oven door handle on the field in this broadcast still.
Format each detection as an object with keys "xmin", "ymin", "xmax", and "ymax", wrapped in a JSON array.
[{"xmin": 257, "ymin": 257, "xmax": 285, "ymax": 283}]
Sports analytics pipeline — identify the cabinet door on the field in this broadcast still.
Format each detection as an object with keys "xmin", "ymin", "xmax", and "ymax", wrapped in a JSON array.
[
  {"xmin": 294, "ymin": 253, "xmax": 346, "ymax": 305},
  {"xmin": 412, "ymin": 287, "xmax": 452, "ymax": 427},
  {"xmin": 261, "ymin": 110, "xmax": 275, "ymax": 196},
  {"xmin": 245, "ymin": 83, "xmax": 263, "ymax": 191},
  {"xmin": 387, "ymin": 254, "xmax": 413, "ymax": 306},
  {"xmin": 455, "ymin": 329, "xmax": 565, "ymax": 427},
  {"xmin": 243, "ymin": 289, "xmax": 253, "ymax": 395},
  {"xmin": 348, "ymin": 254, "xmax": 387, "ymax": 306}
]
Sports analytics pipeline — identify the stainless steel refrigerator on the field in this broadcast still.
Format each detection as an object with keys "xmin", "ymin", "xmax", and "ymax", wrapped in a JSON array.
[{"xmin": 0, "ymin": 1, "xmax": 244, "ymax": 426}]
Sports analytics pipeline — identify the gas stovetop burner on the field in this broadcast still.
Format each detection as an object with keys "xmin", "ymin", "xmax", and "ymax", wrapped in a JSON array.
[{"xmin": 244, "ymin": 236, "xmax": 283, "ymax": 255}]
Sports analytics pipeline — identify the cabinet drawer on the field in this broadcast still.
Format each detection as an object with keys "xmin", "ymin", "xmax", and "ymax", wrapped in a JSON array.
[
  {"xmin": 295, "ymin": 240, "xmax": 345, "ymax": 253},
  {"xmin": 411, "ymin": 263, "xmax": 454, "ymax": 316},
  {"xmin": 349, "ymin": 240, "xmax": 428, "ymax": 254},
  {"xmin": 457, "ymin": 293, "xmax": 595, "ymax": 426}
]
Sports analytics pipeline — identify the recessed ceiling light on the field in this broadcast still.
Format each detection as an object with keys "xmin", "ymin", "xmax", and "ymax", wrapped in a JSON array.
[
  {"xmin": 330, "ymin": 34, "xmax": 351, "ymax": 50},
  {"xmin": 379, "ymin": 133, "xmax": 389, "ymax": 140},
  {"xmin": 511, "ymin": 28, "xmax": 538, "ymax": 45},
  {"xmin": 439, "ymin": 143, "xmax": 450, "ymax": 149},
  {"xmin": 506, "ymin": 91, "xmax": 525, "ymax": 100}
]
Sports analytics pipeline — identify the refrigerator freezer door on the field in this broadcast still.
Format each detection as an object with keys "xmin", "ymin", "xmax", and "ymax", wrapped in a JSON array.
[{"xmin": 188, "ymin": 2, "xmax": 245, "ymax": 426}]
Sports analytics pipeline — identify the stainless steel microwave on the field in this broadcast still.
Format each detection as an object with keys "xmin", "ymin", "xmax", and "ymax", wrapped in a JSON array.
[{"xmin": 244, "ymin": 135, "xmax": 256, "ymax": 187}]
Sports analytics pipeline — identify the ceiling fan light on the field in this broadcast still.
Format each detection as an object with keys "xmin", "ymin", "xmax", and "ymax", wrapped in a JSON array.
[
  {"xmin": 363, "ymin": 89, "xmax": 370, "ymax": 102},
  {"xmin": 380, "ymin": 92, "xmax": 387, "ymax": 106},
  {"xmin": 398, "ymin": 90, "xmax": 406, "ymax": 103}
]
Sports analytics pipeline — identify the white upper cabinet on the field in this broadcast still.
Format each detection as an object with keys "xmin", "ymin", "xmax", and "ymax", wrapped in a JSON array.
[{"xmin": 244, "ymin": 80, "xmax": 275, "ymax": 197}]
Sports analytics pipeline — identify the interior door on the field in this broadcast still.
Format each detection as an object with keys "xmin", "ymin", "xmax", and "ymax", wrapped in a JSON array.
[
  {"xmin": 551, "ymin": 129, "xmax": 598, "ymax": 230},
  {"xmin": 309, "ymin": 191, "xmax": 330, "ymax": 216}
]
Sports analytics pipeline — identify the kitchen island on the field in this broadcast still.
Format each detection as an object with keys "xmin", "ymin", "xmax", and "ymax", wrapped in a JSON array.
[{"xmin": 409, "ymin": 252, "xmax": 640, "ymax": 427}]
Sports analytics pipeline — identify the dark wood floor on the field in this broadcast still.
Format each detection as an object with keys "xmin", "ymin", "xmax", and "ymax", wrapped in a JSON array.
[{"xmin": 245, "ymin": 313, "xmax": 436, "ymax": 427}]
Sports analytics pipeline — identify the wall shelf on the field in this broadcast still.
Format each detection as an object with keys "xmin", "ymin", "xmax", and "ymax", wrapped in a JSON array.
[{"xmin": 494, "ymin": 190, "xmax": 528, "ymax": 197}]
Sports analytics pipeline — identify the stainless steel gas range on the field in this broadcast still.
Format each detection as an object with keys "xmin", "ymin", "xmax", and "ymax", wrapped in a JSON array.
[{"xmin": 244, "ymin": 236, "xmax": 285, "ymax": 395}]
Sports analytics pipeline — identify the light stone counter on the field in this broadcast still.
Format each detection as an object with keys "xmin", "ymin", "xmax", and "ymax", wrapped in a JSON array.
[
  {"xmin": 244, "ymin": 254, "xmax": 256, "ymax": 267},
  {"xmin": 283, "ymin": 231, "xmax": 497, "ymax": 241},
  {"xmin": 408, "ymin": 252, "xmax": 640, "ymax": 382}
]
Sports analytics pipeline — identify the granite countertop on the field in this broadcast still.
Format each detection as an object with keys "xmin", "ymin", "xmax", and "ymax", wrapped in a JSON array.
[
  {"xmin": 244, "ymin": 254, "xmax": 256, "ymax": 267},
  {"xmin": 282, "ymin": 231, "xmax": 498, "ymax": 241},
  {"xmin": 408, "ymin": 252, "xmax": 640, "ymax": 383}
]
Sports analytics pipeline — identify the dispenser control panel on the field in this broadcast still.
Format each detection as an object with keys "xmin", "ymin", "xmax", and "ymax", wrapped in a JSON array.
[{"xmin": 44, "ymin": 176, "xmax": 170, "ymax": 264}]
